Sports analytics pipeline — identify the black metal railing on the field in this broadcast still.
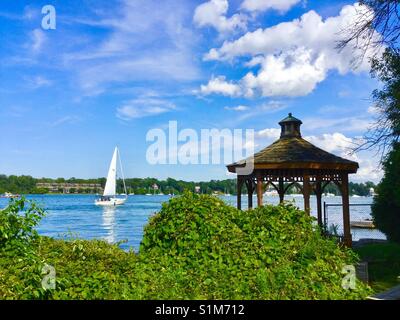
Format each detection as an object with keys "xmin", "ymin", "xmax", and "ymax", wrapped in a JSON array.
[{"xmin": 323, "ymin": 202, "xmax": 386, "ymax": 241}]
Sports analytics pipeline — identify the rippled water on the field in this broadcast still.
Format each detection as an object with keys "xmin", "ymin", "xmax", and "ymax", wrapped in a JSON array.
[{"xmin": 0, "ymin": 194, "xmax": 385, "ymax": 251}]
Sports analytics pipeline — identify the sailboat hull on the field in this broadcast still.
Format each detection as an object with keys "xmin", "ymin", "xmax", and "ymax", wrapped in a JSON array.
[{"xmin": 95, "ymin": 197, "xmax": 127, "ymax": 206}]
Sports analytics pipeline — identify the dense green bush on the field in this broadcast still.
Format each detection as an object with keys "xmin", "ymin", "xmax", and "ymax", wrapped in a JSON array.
[
  {"xmin": 372, "ymin": 143, "xmax": 400, "ymax": 243},
  {"xmin": 0, "ymin": 193, "xmax": 371, "ymax": 299}
]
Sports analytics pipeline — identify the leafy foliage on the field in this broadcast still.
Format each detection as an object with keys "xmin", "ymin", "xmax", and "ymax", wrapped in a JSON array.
[
  {"xmin": 0, "ymin": 194, "xmax": 371, "ymax": 299},
  {"xmin": 0, "ymin": 198, "xmax": 45, "ymax": 248},
  {"xmin": 352, "ymin": 48, "xmax": 400, "ymax": 158},
  {"xmin": 338, "ymin": 1, "xmax": 400, "ymax": 54},
  {"xmin": 372, "ymin": 143, "xmax": 400, "ymax": 243},
  {"xmin": 354, "ymin": 242, "xmax": 400, "ymax": 292},
  {"xmin": 140, "ymin": 193, "xmax": 370, "ymax": 299}
]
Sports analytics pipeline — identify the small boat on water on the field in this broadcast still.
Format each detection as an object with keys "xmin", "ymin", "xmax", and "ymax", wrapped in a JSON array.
[
  {"xmin": 95, "ymin": 147, "xmax": 128, "ymax": 206},
  {"xmin": 264, "ymin": 190, "xmax": 278, "ymax": 196},
  {"xmin": 145, "ymin": 187, "xmax": 152, "ymax": 196},
  {"xmin": 323, "ymin": 192, "xmax": 335, "ymax": 197},
  {"xmin": 350, "ymin": 219, "xmax": 375, "ymax": 229},
  {"xmin": 0, "ymin": 192, "xmax": 20, "ymax": 198},
  {"xmin": 291, "ymin": 193, "xmax": 303, "ymax": 197}
]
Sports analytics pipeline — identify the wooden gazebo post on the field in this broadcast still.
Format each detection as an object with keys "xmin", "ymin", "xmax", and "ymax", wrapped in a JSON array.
[
  {"xmin": 341, "ymin": 173, "xmax": 352, "ymax": 247},
  {"xmin": 245, "ymin": 179, "xmax": 254, "ymax": 209},
  {"xmin": 315, "ymin": 174, "xmax": 323, "ymax": 226},
  {"xmin": 256, "ymin": 176, "xmax": 263, "ymax": 207},
  {"xmin": 237, "ymin": 176, "xmax": 244, "ymax": 211},
  {"xmin": 303, "ymin": 174, "xmax": 311, "ymax": 215},
  {"xmin": 278, "ymin": 177, "xmax": 284, "ymax": 203}
]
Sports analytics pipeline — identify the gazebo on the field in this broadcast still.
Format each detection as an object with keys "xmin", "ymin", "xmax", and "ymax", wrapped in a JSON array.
[{"xmin": 227, "ymin": 113, "xmax": 358, "ymax": 247}]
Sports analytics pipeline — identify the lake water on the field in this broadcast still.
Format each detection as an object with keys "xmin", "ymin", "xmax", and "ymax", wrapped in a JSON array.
[{"xmin": 0, "ymin": 194, "xmax": 385, "ymax": 251}]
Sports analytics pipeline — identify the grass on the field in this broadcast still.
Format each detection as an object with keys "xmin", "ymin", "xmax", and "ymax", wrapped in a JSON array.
[{"xmin": 354, "ymin": 242, "xmax": 400, "ymax": 293}]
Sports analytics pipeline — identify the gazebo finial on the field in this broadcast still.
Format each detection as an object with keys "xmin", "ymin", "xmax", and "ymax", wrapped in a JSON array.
[{"xmin": 279, "ymin": 113, "xmax": 303, "ymax": 138}]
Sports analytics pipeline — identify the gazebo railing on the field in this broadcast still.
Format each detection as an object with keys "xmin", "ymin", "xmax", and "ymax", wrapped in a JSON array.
[{"xmin": 323, "ymin": 202, "xmax": 386, "ymax": 242}]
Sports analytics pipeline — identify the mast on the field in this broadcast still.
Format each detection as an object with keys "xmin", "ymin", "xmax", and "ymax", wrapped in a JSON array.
[{"xmin": 117, "ymin": 147, "xmax": 128, "ymax": 199}]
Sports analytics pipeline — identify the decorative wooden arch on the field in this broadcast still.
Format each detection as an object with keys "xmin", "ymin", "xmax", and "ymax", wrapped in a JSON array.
[{"xmin": 227, "ymin": 113, "xmax": 359, "ymax": 247}]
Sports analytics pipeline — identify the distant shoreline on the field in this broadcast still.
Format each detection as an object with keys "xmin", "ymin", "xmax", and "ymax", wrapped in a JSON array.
[{"xmin": 1, "ymin": 174, "xmax": 377, "ymax": 197}]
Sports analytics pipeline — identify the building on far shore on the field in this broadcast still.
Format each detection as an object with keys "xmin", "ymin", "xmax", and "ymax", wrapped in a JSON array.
[{"xmin": 36, "ymin": 182, "xmax": 103, "ymax": 194}]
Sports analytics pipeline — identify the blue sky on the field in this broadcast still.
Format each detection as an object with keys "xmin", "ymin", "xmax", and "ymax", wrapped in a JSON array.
[{"xmin": 0, "ymin": 0, "xmax": 383, "ymax": 182}]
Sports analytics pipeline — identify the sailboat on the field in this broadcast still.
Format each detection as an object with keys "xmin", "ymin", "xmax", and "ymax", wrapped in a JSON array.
[
  {"xmin": 145, "ymin": 187, "xmax": 152, "ymax": 196},
  {"xmin": 95, "ymin": 147, "xmax": 128, "ymax": 206}
]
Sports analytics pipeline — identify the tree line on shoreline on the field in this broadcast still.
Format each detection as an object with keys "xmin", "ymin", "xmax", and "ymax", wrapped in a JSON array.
[{"xmin": 0, "ymin": 174, "xmax": 377, "ymax": 196}]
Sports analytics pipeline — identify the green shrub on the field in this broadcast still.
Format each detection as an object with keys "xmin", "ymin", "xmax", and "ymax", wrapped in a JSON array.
[
  {"xmin": 139, "ymin": 192, "xmax": 371, "ymax": 299},
  {"xmin": 0, "ymin": 198, "xmax": 45, "ymax": 249},
  {"xmin": 372, "ymin": 143, "xmax": 400, "ymax": 243},
  {"xmin": 0, "ymin": 198, "xmax": 48, "ymax": 299}
]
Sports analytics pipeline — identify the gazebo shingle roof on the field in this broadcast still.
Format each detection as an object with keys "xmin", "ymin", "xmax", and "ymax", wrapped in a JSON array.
[{"xmin": 253, "ymin": 137, "xmax": 357, "ymax": 165}]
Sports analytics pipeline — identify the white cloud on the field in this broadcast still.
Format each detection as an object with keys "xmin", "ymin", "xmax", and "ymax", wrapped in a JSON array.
[
  {"xmin": 304, "ymin": 132, "xmax": 382, "ymax": 182},
  {"xmin": 30, "ymin": 29, "xmax": 46, "ymax": 53},
  {"xmin": 222, "ymin": 101, "xmax": 288, "ymax": 126},
  {"xmin": 367, "ymin": 105, "xmax": 380, "ymax": 114},
  {"xmin": 201, "ymin": 3, "xmax": 381, "ymax": 98},
  {"xmin": 79, "ymin": 52, "xmax": 199, "ymax": 95},
  {"xmin": 23, "ymin": 6, "xmax": 37, "ymax": 20},
  {"xmin": 354, "ymin": 158, "xmax": 382, "ymax": 182},
  {"xmin": 116, "ymin": 98, "xmax": 176, "ymax": 120},
  {"xmin": 193, "ymin": 0, "xmax": 247, "ymax": 33},
  {"xmin": 257, "ymin": 128, "xmax": 280, "ymax": 140},
  {"xmin": 241, "ymin": 100, "xmax": 288, "ymax": 120},
  {"xmin": 305, "ymin": 132, "xmax": 354, "ymax": 154},
  {"xmin": 50, "ymin": 116, "xmax": 81, "ymax": 127},
  {"xmin": 224, "ymin": 105, "xmax": 249, "ymax": 111},
  {"xmin": 241, "ymin": 0, "xmax": 301, "ymax": 13},
  {"xmin": 200, "ymin": 76, "xmax": 242, "ymax": 96},
  {"xmin": 64, "ymin": 0, "xmax": 200, "ymax": 95},
  {"xmin": 302, "ymin": 115, "xmax": 372, "ymax": 133},
  {"xmin": 338, "ymin": 89, "xmax": 351, "ymax": 98},
  {"xmin": 241, "ymin": 47, "xmax": 326, "ymax": 97},
  {"xmin": 25, "ymin": 75, "xmax": 52, "ymax": 89}
]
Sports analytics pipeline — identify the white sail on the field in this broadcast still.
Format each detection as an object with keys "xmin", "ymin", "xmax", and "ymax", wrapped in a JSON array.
[{"xmin": 103, "ymin": 147, "xmax": 118, "ymax": 196}]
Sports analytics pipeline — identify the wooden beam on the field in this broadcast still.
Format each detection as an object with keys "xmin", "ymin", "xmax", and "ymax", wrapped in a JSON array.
[
  {"xmin": 278, "ymin": 177, "xmax": 284, "ymax": 203},
  {"xmin": 256, "ymin": 176, "xmax": 263, "ymax": 207},
  {"xmin": 284, "ymin": 181, "xmax": 303, "ymax": 194},
  {"xmin": 228, "ymin": 162, "xmax": 358, "ymax": 173},
  {"xmin": 246, "ymin": 179, "xmax": 254, "ymax": 209},
  {"xmin": 341, "ymin": 173, "xmax": 352, "ymax": 247},
  {"xmin": 303, "ymin": 174, "xmax": 311, "ymax": 215},
  {"xmin": 237, "ymin": 176, "xmax": 244, "ymax": 211},
  {"xmin": 316, "ymin": 175, "xmax": 323, "ymax": 227}
]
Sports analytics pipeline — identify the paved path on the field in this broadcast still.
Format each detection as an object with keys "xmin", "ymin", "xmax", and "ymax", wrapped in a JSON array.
[{"xmin": 370, "ymin": 285, "xmax": 400, "ymax": 300}]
